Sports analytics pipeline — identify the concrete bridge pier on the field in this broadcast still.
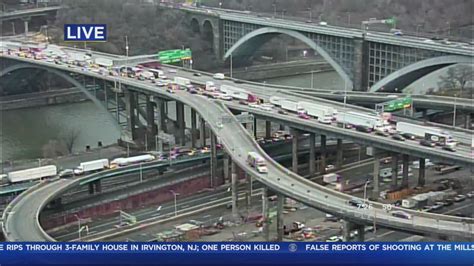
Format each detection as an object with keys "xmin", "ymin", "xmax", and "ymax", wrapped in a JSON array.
[
  {"xmin": 223, "ymin": 153, "xmax": 230, "ymax": 183},
  {"xmin": 253, "ymin": 117, "xmax": 257, "ymax": 138},
  {"xmin": 191, "ymin": 109, "xmax": 197, "ymax": 148},
  {"xmin": 124, "ymin": 89, "xmax": 138, "ymax": 141},
  {"xmin": 245, "ymin": 174, "xmax": 252, "ymax": 210},
  {"xmin": 309, "ymin": 133, "xmax": 316, "ymax": 176},
  {"xmin": 175, "ymin": 102, "xmax": 186, "ymax": 146},
  {"xmin": 22, "ymin": 17, "xmax": 30, "ymax": 36},
  {"xmin": 372, "ymin": 149, "xmax": 381, "ymax": 200},
  {"xmin": 262, "ymin": 186, "xmax": 270, "ymax": 241},
  {"xmin": 265, "ymin": 121, "xmax": 272, "ymax": 138},
  {"xmin": 465, "ymin": 113, "xmax": 471, "ymax": 129},
  {"xmin": 336, "ymin": 139, "xmax": 343, "ymax": 169},
  {"xmin": 145, "ymin": 97, "xmax": 157, "ymax": 142},
  {"xmin": 87, "ymin": 180, "xmax": 102, "ymax": 195},
  {"xmin": 155, "ymin": 98, "xmax": 167, "ymax": 133},
  {"xmin": 342, "ymin": 220, "xmax": 365, "ymax": 242},
  {"xmin": 320, "ymin": 135, "xmax": 327, "ymax": 174},
  {"xmin": 200, "ymin": 117, "xmax": 206, "ymax": 147},
  {"xmin": 291, "ymin": 128, "xmax": 299, "ymax": 174},
  {"xmin": 391, "ymin": 154, "xmax": 399, "ymax": 188},
  {"xmin": 276, "ymin": 193, "xmax": 285, "ymax": 241},
  {"xmin": 231, "ymin": 161, "xmax": 239, "ymax": 220},
  {"xmin": 401, "ymin": 154, "xmax": 410, "ymax": 189},
  {"xmin": 210, "ymin": 132, "xmax": 218, "ymax": 188},
  {"xmin": 418, "ymin": 158, "xmax": 426, "ymax": 187}
]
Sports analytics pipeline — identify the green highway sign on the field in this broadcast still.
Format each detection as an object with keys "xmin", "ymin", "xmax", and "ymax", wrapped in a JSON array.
[
  {"xmin": 384, "ymin": 17, "xmax": 397, "ymax": 25},
  {"xmin": 158, "ymin": 49, "xmax": 192, "ymax": 63},
  {"xmin": 381, "ymin": 96, "xmax": 412, "ymax": 112}
]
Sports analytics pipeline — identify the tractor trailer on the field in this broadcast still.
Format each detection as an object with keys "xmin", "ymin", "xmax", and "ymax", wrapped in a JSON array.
[
  {"xmin": 74, "ymin": 159, "xmax": 109, "ymax": 175},
  {"xmin": 297, "ymin": 102, "xmax": 333, "ymax": 124},
  {"xmin": 7, "ymin": 165, "xmax": 58, "ymax": 183},
  {"xmin": 280, "ymin": 100, "xmax": 304, "ymax": 113},
  {"xmin": 336, "ymin": 112, "xmax": 388, "ymax": 130},
  {"xmin": 396, "ymin": 122, "xmax": 455, "ymax": 146}
]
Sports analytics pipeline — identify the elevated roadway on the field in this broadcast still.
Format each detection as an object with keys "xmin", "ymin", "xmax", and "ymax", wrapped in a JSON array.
[
  {"xmin": 2, "ymin": 56, "xmax": 473, "ymax": 241},
  {"xmin": 0, "ymin": 6, "xmax": 61, "ymax": 21}
]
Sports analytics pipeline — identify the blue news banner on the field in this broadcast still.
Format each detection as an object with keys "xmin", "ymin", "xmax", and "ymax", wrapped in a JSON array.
[{"xmin": 0, "ymin": 242, "xmax": 472, "ymax": 265}]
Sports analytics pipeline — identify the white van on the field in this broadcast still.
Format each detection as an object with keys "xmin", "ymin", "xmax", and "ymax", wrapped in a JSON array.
[
  {"xmin": 213, "ymin": 73, "xmax": 225, "ymax": 80},
  {"xmin": 379, "ymin": 168, "xmax": 392, "ymax": 178}
]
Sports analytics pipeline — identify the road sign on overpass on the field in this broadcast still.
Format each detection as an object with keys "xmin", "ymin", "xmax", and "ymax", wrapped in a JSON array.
[
  {"xmin": 158, "ymin": 49, "xmax": 192, "ymax": 63},
  {"xmin": 376, "ymin": 96, "xmax": 412, "ymax": 113}
]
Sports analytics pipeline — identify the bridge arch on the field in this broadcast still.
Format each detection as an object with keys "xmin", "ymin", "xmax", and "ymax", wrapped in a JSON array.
[
  {"xmin": 370, "ymin": 55, "xmax": 473, "ymax": 93},
  {"xmin": 223, "ymin": 27, "xmax": 353, "ymax": 89},
  {"xmin": 202, "ymin": 20, "xmax": 214, "ymax": 52},
  {"xmin": 190, "ymin": 17, "xmax": 200, "ymax": 33},
  {"xmin": 0, "ymin": 63, "xmax": 122, "ymax": 131}
]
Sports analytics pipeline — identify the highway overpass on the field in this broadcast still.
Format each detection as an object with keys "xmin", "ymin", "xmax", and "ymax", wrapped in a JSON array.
[{"xmin": 2, "ymin": 56, "xmax": 473, "ymax": 242}]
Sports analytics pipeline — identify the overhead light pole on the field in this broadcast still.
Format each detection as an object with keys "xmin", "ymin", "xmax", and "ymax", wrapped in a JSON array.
[{"xmin": 170, "ymin": 190, "xmax": 180, "ymax": 216}]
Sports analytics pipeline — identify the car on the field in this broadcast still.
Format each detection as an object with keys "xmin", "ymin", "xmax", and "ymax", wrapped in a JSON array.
[
  {"xmin": 59, "ymin": 169, "xmax": 74, "ymax": 178},
  {"xmin": 325, "ymin": 165, "xmax": 335, "ymax": 172},
  {"xmin": 392, "ymin": 134, "xmax": 405, "ymax": 141},
  {"xmin": 219, "ymin": 95, "xmax": 233, "ymax": 101},
  {"xmin": 298, "ymin": 113, "xmax": 310, "ymax": 119},
  {"xmin": 258, "ymin": 105, "xmax": 272, "ymax": 111},
  {"xmin": 466, "ymin": 192, "xmax": 474, "ymax": 198},
  {"xmin": 420, "ymin": 139, "xmax": 436, "ymax": 147},
  {"xmin": 442, "ymin": 146, "xmax": 456, "ymax": 152},
  {"xmin": 193, "ymin": 72, "xmax": 202, "ymax": 77},
  {"xmin": 347, "ymin": 198, "xmax": 363, "ymax": 208},
  {"xmin": 375, "ymin": 130, "xmax": 389, "ymax": 137},
  {"xmin": 355, "ymin": 125, "xmax": 371, "ymax": 133},
  {"xmin": 401, "ymin": 133, "xmax": 416, "ymax": 140},
  {"xmin": 278, "ymin": 110, "xmax": 288, "ymax": 115},
  {"xmin": 326, "ymin": 235, "xmax": 343, "ymax": 242},
  {"xmin": 443, "ymin": 198, "xmax": 454, "ymax": 206},
  {"xmin": 431, "ymin": 203, "xmax": 444, "ymax": 211},
  {"xmin": 233, "ymin": 80, "xmax": 244, "ymax": 84},
  {"xmin": 166, "ymin": 89, "xmax": 175, "ymax": 94},
  {"xmin": 454, "ymin": 195, "xmax": 466, "ymax": 202},
  {"xmin": 319, "ymin": 21, "xmax": 328, "ymax": 26},
  {"xmin": 213, "ymin": 73, "xmax": 225, "ymax": 80},
  {"xmin": 453, "ymin": 213, "xmax": 468, "ymax": 218},
  {"xmin": 168, "ymin": 69, "xmax": 177, "ymax": 73},
  {"xmin": 249, "ymin": 103, "xmax": 259, "ymax": 108},
  {"xmin": 387, "ymin": 95, "xmax": 398, "ymax": 98},
  {"xmin": 422, "ymin": 206, "xmax": 434, "ymax": 212},
  {"xmin": 239, "ymin": 100, "xmax": 248, "ymax": 105},
  {"xmin": 393, "ymin": 200, "xmax": 403, "ymax": 207},
  {"xmin": 391, "ymin": 211, "xmax": 412, "ymax": 220}
]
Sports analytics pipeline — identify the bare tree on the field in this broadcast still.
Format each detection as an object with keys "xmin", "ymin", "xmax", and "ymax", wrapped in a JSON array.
[
  {"xmin": 437, "ymin": 65, "xmax": 473, "ymax": 98},
  {"xmin": 61, "ymin": 128, "xmax": 81, "ymax": 154},
  {"xmin": 42, "ymin": 140, "xmax": 68, "ymax": 158}
]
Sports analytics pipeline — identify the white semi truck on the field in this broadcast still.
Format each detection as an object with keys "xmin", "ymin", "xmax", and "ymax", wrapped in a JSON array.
[
  {"xmin": 269, "ymin": 96, "xmax": 283, "ymax": 106},
  {"xmin": 7, "ymin": 165, "xmax": 58, "ymax": 183},
  {"xmin": 74, "ymin": 159, "xmax": 109, "ymax": 175},
  {"xmin": 111, "ymin": 154, "xmax": 155, "ymax": 167},
  {"xmin": 280, "ymin": 100, "xmax": 304, "ymax": 113},
  {"xmin": 336, "ymin": 112, "xmax": 389, "ymax": 130},
  {"xmin": 94, "ymin": 57, "xmax": 113, "ymax": 68},
  {"xmin": 174, "ymin": 77, "xmax": 192, "ymax": 88},
  {"xmin": 297, "ymin": 102, "xmax": 333, "ymax": 124},
  {"xmin": 220, "ymin": 85, "xmax": 249, "ymax": 100}
]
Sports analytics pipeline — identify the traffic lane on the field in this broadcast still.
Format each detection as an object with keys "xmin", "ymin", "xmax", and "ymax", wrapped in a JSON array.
[
  {"xmin": 365, "ymin": 202, "xmax": 473, "ymax": 242},
  {"xmin": 222, "ymin": 101, "xmax": 472, "ymax": 163},
  {"xmin": 52, "ymin": 187, "xmax": 243, "ymax": 241}
]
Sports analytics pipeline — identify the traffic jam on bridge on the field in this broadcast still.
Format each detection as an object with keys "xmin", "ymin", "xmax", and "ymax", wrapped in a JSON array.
[{"xmin": 0, "ymin": 3, "xmax": 472, "ymax": 264}]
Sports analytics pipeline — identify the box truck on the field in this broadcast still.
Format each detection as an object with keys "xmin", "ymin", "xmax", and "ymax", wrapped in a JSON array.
[
  {"xmin": 247, "ymin": 152, "xmax": 268, "ymax": 174},
  {"xmin": 94, "ymin": 57, "xmax": 113, "ymax": 68},
  {"xmin": 220, "ymin": 85, "xmax": 249, "ymax": 100},
  {"xmin": 336, "ymin": 112, "xmax": 388, "ymax": 130},
  {"xmin": 280, "ymin": 100, "xmax": 304, "ymax": 113},
  {"xmin": 323, "ymin": 173, "xmax": 341, "ymax": 183},
  {"xmin": 396, "ymin": 122, "xmax": 455, "ymax": 146},
  {"xmin": 269, "ymin": 96, "xmax": 283, "ymax": 106},
  {"xmin": 174, "ymin": 77, "xmax": 192, "ymax": 88},
  {"xmin": 74, "ymin": 159, "xmax": 109, "ymax": 175},
  {"xmin": 7, "ymin": 165, "xmax": 58, "ymax": 183},
  {"xmin": 297, "ymin": 102, "xmax": 333, "ymax": 124}
]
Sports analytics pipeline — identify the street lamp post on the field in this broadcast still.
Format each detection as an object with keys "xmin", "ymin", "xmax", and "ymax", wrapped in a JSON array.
[
  {"xmin": 453, "ymin": 95, "xmax": 457, "ymax": 127},
  {"xmin": 446, "ymin": 21, "xmax": 451, "ymax": 36},
  {"xmin": 139, "ymin": 163, "xmax": 143, "ymax": 182},
  {"xmin": 310, "ymin": 71, "xmax": 314, "ymax": 89},
  {"xmin": 125, "ymin": 35, "xmax": 129, "ymax": 66},
  {"xmin": 347, "ymin": 12, "xmax": 351, "ymax": 25},
  {"xmin": 230, "ymin": 53, "xmax": 233, "ymax": 79},
  {"xmin": 74, "ymin": 214, "xmax": 82, "ymax": 240},
  {"xmin": 170, "ymin": 190, "xmax": 180, "ymax": 216},
  {"xmin": 363, "ymin": 179, "xmax": 370, "ymax": 203},
  {"xmin": 272, "ymin": 4, "xmax": 276, "ymax": 17},
  {"xmin": 307, "ymin": 8, "xmax": 312, "ymax": 22}
]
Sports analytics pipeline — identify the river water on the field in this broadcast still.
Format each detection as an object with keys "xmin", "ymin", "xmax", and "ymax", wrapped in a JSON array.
[{"xmin": 0, "ymin": 67, "xmax": 453, "ymax": 161}]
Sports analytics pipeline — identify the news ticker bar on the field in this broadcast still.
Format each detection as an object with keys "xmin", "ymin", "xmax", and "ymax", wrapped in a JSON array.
[
  {"xmin": 0, "ymin": 242, "xmax": 472, "ymax": 265},
  {"xmin": 1, "ymin": 242, "xmax": 473, "ymax": 253}
]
